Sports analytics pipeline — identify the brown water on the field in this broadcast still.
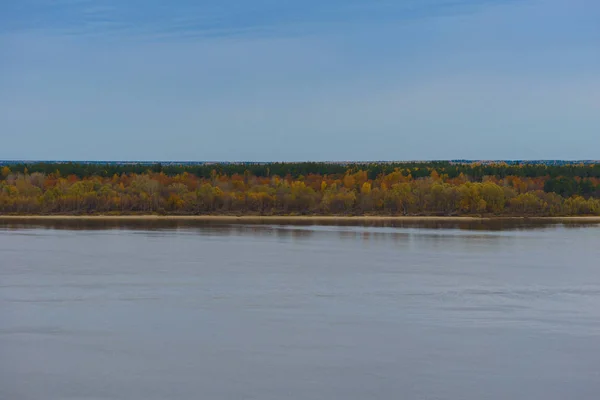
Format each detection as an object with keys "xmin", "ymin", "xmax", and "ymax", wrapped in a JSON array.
[{"xmin": 1, "ymin": 221, "xmax": 600, "ymax": 400}]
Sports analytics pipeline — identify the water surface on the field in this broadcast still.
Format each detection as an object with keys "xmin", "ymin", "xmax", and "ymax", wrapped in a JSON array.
[{"xmin": 2, "ymin": 221, "xmax": 600, "ymax": 400}]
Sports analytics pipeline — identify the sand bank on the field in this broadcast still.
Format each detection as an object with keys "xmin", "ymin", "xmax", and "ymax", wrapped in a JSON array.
[{"xmin": 1, "ymin": 215, "xmax": 600, "ymax": 223}]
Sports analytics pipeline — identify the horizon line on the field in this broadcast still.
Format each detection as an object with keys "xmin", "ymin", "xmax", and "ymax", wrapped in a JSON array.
[{"xmin": 1, "ymin": 159, "xmax": 599, "ymax": 165}]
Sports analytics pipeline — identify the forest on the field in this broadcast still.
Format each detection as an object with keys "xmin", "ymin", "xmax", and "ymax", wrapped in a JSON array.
[{"xmin": 1, "ymin": 162, "xmax": 599, "ymax": 216}]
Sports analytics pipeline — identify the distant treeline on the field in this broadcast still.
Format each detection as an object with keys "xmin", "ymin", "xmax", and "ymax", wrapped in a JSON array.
[
  {"xmin": 1, "ymin": 162, "xmax": 599, "ymax": 216},
  {"xmin": 5, "ymin": 161, "xmax": 600, "ymax": 180}
]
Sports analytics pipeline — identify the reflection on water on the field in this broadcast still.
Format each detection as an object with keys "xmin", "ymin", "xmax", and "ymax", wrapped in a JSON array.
[{"xmin": 0, "ymin": 217, "xmax": 598, "ymax": 233}]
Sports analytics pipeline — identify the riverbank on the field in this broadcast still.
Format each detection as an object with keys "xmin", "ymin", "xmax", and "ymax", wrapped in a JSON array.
[{"xmin": 1, "ymin": 215, "xmax": 600, "ymax": 223}]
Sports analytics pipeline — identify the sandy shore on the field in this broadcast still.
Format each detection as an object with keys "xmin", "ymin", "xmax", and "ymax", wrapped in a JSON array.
[{"xmin": 1, "ymin": 215, "xmax": 600, "ymax": 223}]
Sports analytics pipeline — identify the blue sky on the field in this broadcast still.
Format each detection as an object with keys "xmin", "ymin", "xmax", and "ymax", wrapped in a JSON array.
[{"xmin": 1, "ymin": 0, "xmax": 598, "ymax": 161}]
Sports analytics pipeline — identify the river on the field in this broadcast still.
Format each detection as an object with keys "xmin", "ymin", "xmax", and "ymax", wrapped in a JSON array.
[{"xmin": 1, "ymin": 221, "xmax": 600, "ymax": 399}]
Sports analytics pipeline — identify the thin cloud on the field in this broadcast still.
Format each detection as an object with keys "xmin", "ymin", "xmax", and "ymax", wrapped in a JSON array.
[{"xmin": 2, "ymin": 0, "xmax": 519, "ymax": 40}]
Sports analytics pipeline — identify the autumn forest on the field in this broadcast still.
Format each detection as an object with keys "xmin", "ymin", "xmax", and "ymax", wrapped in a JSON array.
[{"xmin": 1, "ymin": 162, "xmax": 600, "ymax": 216}]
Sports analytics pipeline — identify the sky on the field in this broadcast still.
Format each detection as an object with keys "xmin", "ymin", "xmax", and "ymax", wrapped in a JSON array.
[{"xmin": 0, "ymin": 0, "xmax": 598, "ymax": 161}]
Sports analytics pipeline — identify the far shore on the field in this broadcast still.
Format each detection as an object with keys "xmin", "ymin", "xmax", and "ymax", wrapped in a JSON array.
[{"xmin": 1, "ymin": 215, "xmax": 600, "ymax": 223}]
